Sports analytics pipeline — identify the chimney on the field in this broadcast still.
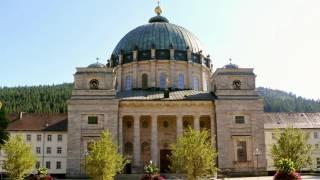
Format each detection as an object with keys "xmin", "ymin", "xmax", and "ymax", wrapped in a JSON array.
[{"xmin": 19, "ymin": 112, "xmax": 24, "ymax": 120}]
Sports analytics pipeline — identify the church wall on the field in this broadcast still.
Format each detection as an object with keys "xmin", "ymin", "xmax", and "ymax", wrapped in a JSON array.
[
  {"xmin": 67, "ymin": 99, "xmax": 119, "ymax": 177},
  {"xmin": 215, "ymin": 99, "xmax": 267, "ymax": 173}
]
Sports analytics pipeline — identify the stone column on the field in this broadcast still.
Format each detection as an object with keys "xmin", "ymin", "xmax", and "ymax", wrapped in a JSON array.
[
  {"xmin": 151, "ymin": 115, "xmax": 158, "ymax": 165},
  {"xmin": 119, "ymin": 116, "xmax": 123, "ymax": 154},
  {"xmin": 194, "ymin": 115, "xmax": 200, "ymax": 131},
  {"xmin": 133, "ymin": 115, "xmax": 141, "ymax": 168},
  {"xmin": 176, "ymin": 115, "xmax": 183, "ymax": 138}
]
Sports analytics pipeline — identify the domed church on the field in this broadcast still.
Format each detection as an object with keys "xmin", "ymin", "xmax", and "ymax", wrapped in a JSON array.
[{"xmin": 67, "ymin": 4, "xmax": 267, "ymax": 177}]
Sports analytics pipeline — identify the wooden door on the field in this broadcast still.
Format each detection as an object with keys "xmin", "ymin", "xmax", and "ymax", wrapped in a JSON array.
[{"xmin": 160, "ymin": 149, "xmax": 172, "ymax": 173}]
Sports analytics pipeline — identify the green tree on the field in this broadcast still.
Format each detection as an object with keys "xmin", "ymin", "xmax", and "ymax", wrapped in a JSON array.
[
  {"xmin": 2, "ymin": 134, "xmax": 36, "ymax": 180},
  {"xmin": 169, "ymin": 128, "xmax": 217, "ymax": 180},
  {"xmin": 0, "ymin": 101, "xmax": 9, "ymax": 145},
  {"xmin": 85, "ymin": 130, "xmax": 126, "ymax": 180},
  {"xmin": 271, "ymin": 127, "xmax": 312, "ymax": 170}
]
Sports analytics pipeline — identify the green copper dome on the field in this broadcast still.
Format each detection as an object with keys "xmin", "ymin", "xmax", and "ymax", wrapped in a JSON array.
[{"xmin": 112, "ymin": 15, "xmax": 207, "ymax": 57}]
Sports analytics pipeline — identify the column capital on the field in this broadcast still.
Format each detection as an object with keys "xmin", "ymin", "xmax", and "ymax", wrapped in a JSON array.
[{"xmin": 176, "ymin": 114, "xmax": 184, "ymax": 119}]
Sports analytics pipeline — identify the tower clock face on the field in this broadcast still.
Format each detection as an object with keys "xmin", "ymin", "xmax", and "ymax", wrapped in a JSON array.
[
  {"xmin": 232, "ymin": 80, "xmax": 241, "ymax": 90},
  {"xmin": 89, "ymin": 79, "xmax": 99, "ymax": 89}
]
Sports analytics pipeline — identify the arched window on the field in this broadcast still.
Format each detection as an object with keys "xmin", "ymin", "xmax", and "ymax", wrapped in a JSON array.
[
  {"xmin": 159, "ymin": 72, "xmax": 167, "ymax": 89},
  {"xmin": 142, "ymin": 74, "xmax": 148, "ymax": 89},
  {"xmin": 192, "ymin": 76, "xmax": 200, "ymax": 91},
  {"xmin": 125, "ymin": 75, "xmax": 132, "ymax": 91},
  {"xmin": 178, "ymin": 73, "xmax": 184, "ymax": 89},
  {"xmin": 124, "ymin": 142, "xmax": 133, "ymax": 156}
]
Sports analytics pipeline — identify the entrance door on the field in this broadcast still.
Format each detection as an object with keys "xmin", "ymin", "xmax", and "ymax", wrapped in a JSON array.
[{"xmin": 160, "ymin": 149, "xmax": 172, "ymax": 173}]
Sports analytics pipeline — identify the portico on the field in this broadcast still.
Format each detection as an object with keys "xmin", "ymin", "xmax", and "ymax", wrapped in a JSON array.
[{"xmin": 119, "ymin": 100, "xmax": 215, "ymax": 172}]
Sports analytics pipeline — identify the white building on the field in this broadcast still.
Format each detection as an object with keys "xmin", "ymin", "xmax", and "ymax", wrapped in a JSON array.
[
  {"xmin": 264, "ymin": 113, "xmax": 320, "ymax": 171},
  {"xmin": 0, "ymin": 113, "xmax": 68, "ymax": 176}
]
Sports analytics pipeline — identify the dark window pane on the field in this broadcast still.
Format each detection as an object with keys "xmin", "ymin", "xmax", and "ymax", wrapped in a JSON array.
[{"xmin": 88, "ymin": 116, "xmax": 98, "ymax": 124}]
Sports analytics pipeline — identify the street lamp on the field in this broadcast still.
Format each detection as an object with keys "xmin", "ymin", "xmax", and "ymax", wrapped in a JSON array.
[
  {"xmin": 254, "ymin": 148, "xmax": 262, "ymax": 175},
  {"xmin": 82, "ymin": 151, "xmax": 89, "ymax": 176}
]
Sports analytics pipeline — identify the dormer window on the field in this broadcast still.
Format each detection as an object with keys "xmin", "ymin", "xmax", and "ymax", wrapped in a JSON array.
[{"xmin": 89, "ymin": 79, "xmax": 99, "ymax": 89}]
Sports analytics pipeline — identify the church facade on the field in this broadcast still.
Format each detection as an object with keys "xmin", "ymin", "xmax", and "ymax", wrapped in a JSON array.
[{"xmin": 67, "ymin": 6, "xmax": 267, "ymax": 177}]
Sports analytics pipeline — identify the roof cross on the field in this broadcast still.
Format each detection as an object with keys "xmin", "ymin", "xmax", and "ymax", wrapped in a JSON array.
[{"xmin": 155, "ymin": 0, "xmax": 162, "ymax": 15}]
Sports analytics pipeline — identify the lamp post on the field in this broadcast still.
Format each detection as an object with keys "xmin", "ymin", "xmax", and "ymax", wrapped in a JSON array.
[
  {"xmin": 82, "ymin": 151, "xmax": 89, "ymax": 177},
  {"xmin": 254, "ymin": 148, "xmax": 262, "ymax": 176}
]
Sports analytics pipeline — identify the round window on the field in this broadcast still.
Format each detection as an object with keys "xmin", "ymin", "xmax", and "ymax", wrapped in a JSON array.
[{"xmin": 89, "ymin": 79, "xmax": 99, "ymax": 89}]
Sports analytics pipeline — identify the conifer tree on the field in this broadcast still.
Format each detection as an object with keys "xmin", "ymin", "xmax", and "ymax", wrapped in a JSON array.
[{"xmin": 0, "ymin": 101, "xmax": 9, "ymax": 145}]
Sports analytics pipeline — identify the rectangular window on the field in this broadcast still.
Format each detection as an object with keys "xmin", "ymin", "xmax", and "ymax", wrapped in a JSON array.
[
  {"xmin": 56, "ymin": 161, "xmax": 61, "ymax": 169},
  {"xmin": 46, "ymin": 147, "xmax": 51, "ymax": 154},
  {"xmin": 46, "ymin": 161, "xmax": 51, "ymax": 169},
  {"xmin": 88, "ymin": 116, "xmax": 98, "ymax": 124},
  {"xmin": 36, "ymin": 161, "xmax": 41, "ymax": 169},
  {"xmin": 57, "ymin": 134, "xmax": 63, "ymax": 142},
  {"xmin": 237, "ymin": 141, "xmax": 247, "ymax": 162},
  {"xmin": 271, "ymin": 133, "xmax": 276, "ymax": 140},
  {"xmin": 26, "ymin": 134, "xmax": 31, "ymax": 141},
  {"xmin": 57, "ymin": 147, "xmax": 62, "ymax": 154},
  {"xmin": 316, "ymin": 144, "xmax": 319, "ymax": 149},
  {"xmin": 314, "ymin": 132, "xmax": 318, "ymax": 139},
  {"xmin": 37, "ymin": 134, "xmax": 41, "ymax": 141},
  {"xmin": 36, "ymin": 147, "xmax": 41, "ymax": 154},
  {"xmin": 47, "ymin": 135, "xmax": 52, "ymax": 141},
  {"xmin": 317, "ymin": 158, "xmax": 320, "ymax": 168},
  {"xmin": 87, "ymin": 142, "xmax": 94, "ymax": 152},
  {"xmin": 235, "ymin": 116, "xmax": 245, "ymax": 124}
]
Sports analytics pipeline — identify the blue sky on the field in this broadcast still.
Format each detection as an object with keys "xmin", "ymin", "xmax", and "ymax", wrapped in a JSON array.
[{"xmin": 0, "ymin": 0, "xmax": 319, "ymax": 100}]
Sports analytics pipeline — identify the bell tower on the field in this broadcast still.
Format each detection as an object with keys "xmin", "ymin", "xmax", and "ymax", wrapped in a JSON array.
[
  {"xmin": 67, "ymin": 59, "xmax": 119, "ymax": 177},
  {"xmin": 212, "ymin": 60, "xmax": 267, "ymax": 175}
]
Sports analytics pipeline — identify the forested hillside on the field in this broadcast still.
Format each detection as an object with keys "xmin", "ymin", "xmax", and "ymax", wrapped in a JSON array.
[
  {"xmin": 0, "ymin": 83, "xmax": 73, "ymax": 113},
  {"xmin": 0, "ymin": 84, "xmax": 319, "ymax": 113},
  {"xmin": 257, "ymin": 87, "xmax": 320, "ymax": 112}
]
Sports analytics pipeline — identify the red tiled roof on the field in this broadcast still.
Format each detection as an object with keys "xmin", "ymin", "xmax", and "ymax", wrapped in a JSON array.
[{"xmin": 6, "ymin": 113, "xmax": 68, "ymax": 131}]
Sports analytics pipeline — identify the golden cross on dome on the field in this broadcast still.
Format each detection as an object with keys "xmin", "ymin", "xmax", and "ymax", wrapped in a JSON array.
[{"xmin": 155, "ymin": 0, "xmax": 162, "ymax": 15}]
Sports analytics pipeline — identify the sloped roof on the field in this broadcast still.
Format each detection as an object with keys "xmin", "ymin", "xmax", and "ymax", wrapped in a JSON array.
[
  {"xmin": 117, "ymin": 90, "xmax": 215, "ymax": 101},
  {"xmin": 6, "ymin": 113, "xmax": 68, "ymax": 131},
  {"xmin": 264, "ymin": 113, "xmax": 320, "ymax": 129}
]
